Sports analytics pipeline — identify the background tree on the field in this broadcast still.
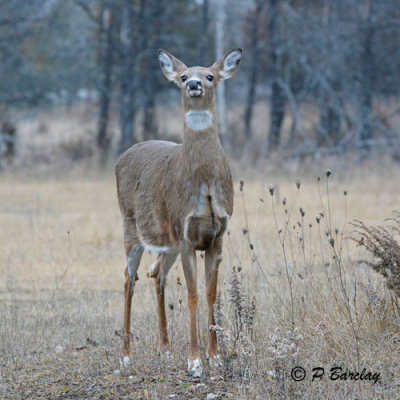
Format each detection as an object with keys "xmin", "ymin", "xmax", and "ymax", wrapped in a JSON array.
[
  {"xmin": 97, "ymin": 1, "xmax": 116, "ymax": 163},
  {"xmin": 141, "ymin": 0, "xmax": 164, "ymax": 141},
  {"xmin": 244, "ymin": 0, "xmax": 265, "ymax": 141},
  {"xmin": 118, "ymin": 0, "xmax": 138, "ymax": 154},
  {"xmin": 215, "ymin": 0, "xmax": 228, "ymax": 142},
  {"xmin": 267, "ymin": 0, "xmax": 285, "ymax": 151},
  {"xmin": 1, "ymin": 0, "xmax": 400, "ymax": 162}
]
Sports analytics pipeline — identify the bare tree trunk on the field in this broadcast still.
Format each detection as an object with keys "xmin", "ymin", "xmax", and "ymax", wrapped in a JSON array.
[
  {"xmin": 118, "ymin": 1, "xmax": 137, "ymax": 154},
  {"xmin": 1, "ymin": 121, "xmax": 16, "ymax": 160},
  {"xmin": 199, "ymin": 0, "xmax": 209, "ymax": 61},
  {"xmin": 316, "ymin": 0, "xmax": 342, "ymax": 148},
  {"xmin": 267, "ymin": 0, "xmax": 285, "ymax": 151},
  {"xmin": 359, "ymin": 2, "xmax": 375, "ymax": 149},
  {"xmin": 142, "ymin": 0, "xmax": 164, "ymax": 141},
  {"xmin": 215, "ymin": 0, "xmax": 227, "ymax": 142},
  {"xmin": 244, "ymin": 0, "xmax": 264, "ymax": 140},
  {"xmin": 97, "ymin": 3, "xmax": 114, "ymax": 164},
  {"xmin": 318, "ymin": 100, "xmax": 341, "ymax": 147}
]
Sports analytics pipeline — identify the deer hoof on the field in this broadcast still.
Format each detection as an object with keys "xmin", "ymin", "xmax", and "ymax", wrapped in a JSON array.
[
  {"xmin": 187, "ymin": 358, "xmax": 203, "ymax": 377},
  {"xmin": 121, "ymin": 356, "xmax": 131, "ymax": 368},
  {"xmin": 207, "ymin": 354, "xmax": 223, "ymax": 368},
  {"xmin": 159, "ymin": 350, "xmax": 172, "ymax": 360}
]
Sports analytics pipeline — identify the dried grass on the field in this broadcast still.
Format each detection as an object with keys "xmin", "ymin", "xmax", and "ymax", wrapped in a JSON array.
[{"xmin": 1, "ymin": 165, "xmax": 400, "ymax": 398}]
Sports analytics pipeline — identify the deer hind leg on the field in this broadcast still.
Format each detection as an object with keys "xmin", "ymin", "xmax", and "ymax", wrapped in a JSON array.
[
  {"xmin": 150, "ymin": 251, "xmax": 178, "ymax": 358},
  {"xmin": 180, "ymin": 243, "xmax": 202, "ymax": 377},
  {"xmin": 205, "ymin": 238, "xmax": 223, "ymax": 367},
  {"xmin": 121, "ymin": 218, "xmax": 144, "ymax": 365}
]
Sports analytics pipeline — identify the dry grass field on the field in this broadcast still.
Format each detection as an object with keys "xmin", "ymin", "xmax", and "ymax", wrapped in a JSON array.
[{"xmin": 1, "ymin": 161, "xmax": 400, "ymax": 399}]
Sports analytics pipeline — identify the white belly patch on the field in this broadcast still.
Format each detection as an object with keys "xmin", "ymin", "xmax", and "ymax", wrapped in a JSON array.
[{"xmin": 185, "ymin": 110, "xmax": 213, "ymax": 131}]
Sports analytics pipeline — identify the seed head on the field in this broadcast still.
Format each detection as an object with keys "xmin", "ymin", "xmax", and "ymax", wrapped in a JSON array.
[
  {"xmin": 295, "ymin": 179, "xmax": 301, "ymax": 189},
  {"xmin": 329, "ymin": 238, "xmax": 335, "ymax": 247},
  {"xmin": 344, "ymin": 190, "xmax": 347, "ymax": 196},
  {"xmin": 269, "ymin": 185, "xmax": 274, "ymax": 196},
  {"xmin": 300, "ymin": 207, "xmax": 305, "ymax": 217},
  {"xmin": 316, "ymin": 216, "xmax": 321, "ymax": 224},
  {"xmin": 282, "ymin": 197, "xmax": 286, "ymax": 206},
  {"xmin": 326, "ymin": 169, "xmax": 332, "ymax": 178},
  {"xmin": 242, "ymin": 227, "xmax": 248, "ymax": 235},
  {"xmin": 240, "ymin": 180, "xmax": 244, "ymax": 192},
  {"xmin": 317, "ymin": 176, "xmax": 321, "ymax": 182}
]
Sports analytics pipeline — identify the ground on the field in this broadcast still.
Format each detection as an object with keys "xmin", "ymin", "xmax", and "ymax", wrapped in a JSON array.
[{"xmin": 1, "ymin": 163, "xmax": 400, "ymax": 399}]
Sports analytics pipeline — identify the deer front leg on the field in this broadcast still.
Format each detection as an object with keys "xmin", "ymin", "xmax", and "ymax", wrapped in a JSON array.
[
  {"xmin": 180, "ymin": 243, "xmax": 202, "ymax": 377},
  {"xmin": 205, "ymin": 237, "xmax": 223, "ymax": 367}
]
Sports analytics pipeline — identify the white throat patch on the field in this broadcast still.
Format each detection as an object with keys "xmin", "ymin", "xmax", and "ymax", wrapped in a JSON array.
[{"xmin": 185, "ymin": 110, "xmax": 213, "ymax": 131}]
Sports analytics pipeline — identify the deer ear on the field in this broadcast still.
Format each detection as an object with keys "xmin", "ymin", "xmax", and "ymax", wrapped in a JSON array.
[
  {"xmin": 158, "ymin": 49, "xmax": 187, "ymax": 82},
  {"xmin": 212, "ymin": 48, "xmax": 242, "ymax": 80}
]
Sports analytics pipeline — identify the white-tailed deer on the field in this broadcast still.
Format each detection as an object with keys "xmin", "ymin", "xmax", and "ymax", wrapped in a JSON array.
[{"xmin": 115, "ymin": 48, "xmax": 242, "ymax": 377}]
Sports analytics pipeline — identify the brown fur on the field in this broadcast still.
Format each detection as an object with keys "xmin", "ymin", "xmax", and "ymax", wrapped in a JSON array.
[{"xmin": 116, "ymin": 48, "xmax": 242, "ymax": 375}]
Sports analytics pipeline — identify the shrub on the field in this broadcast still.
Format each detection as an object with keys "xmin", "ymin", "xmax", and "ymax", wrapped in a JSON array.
[{"xmin": 350, "ymin": 211, "xmax": 400, "ymax": 297}]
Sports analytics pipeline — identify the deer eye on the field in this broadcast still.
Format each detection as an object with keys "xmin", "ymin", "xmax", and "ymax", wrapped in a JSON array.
[
  {"xmin": 206, "ymin": 75, "xmax": 214, "ymax": 82},
  {"xmin": 181, "ymin": 75, "xmax": 188, "ymax": 82}
]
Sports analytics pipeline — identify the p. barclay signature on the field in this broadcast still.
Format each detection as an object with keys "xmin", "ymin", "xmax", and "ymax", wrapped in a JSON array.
[
  {"xmin": 290, "ymin": 365, "xmax": 381, "ymax": 384},
  {"xmin": 312, "ymin": 367, "xmax": 380, "ymax": 384}
]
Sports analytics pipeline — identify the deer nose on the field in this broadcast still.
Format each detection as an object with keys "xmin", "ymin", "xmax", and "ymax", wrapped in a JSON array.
[{"xmin": 188, "ymin": 79, "xmax": 202, "ymax": 90}]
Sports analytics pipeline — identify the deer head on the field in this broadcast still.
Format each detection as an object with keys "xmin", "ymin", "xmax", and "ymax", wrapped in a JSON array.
[{"xmin": 158, "ymin": 48, "xmax": 242, "ymax": 110}]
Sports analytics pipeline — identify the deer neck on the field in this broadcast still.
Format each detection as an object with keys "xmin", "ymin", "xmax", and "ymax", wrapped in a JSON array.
[
  {"xmin": 178, "ymin": 95, "xmax": 224, "ymax": 183},
  {"xmin": 182, "ymin": 97, "xmax": 220, "ymax": 150}
]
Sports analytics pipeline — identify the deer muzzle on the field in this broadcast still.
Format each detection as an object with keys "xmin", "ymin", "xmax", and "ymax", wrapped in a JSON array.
[{"xmin": 187, "ymin": 79, "xmax": 203, "ymax": 97}]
